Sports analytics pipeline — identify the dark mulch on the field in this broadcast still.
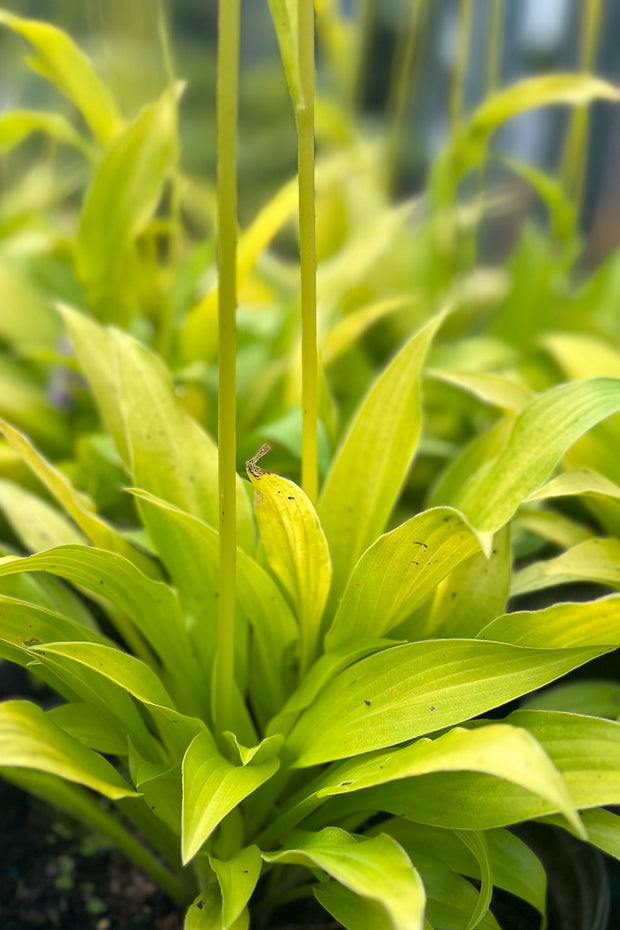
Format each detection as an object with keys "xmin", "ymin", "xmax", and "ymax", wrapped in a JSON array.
[{"xmin": 0, "ymin": 783, "xmax": 183, "ymax": 930}]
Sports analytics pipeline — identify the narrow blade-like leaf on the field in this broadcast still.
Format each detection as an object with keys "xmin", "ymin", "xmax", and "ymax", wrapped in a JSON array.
[{"xmin": 319, "ymin": 313, "xmax": 444, "ymax": 600}]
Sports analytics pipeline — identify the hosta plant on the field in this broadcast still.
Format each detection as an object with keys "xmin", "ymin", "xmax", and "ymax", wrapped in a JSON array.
[
  {"xmin": 1, "ymin": 305, "xmax": 620, "ymax": 930},
  {"xmin": 2, "ymin": 3, "xmax": 620, "ymax": 930}
]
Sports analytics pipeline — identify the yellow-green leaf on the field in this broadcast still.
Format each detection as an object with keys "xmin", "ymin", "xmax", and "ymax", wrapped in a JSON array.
[
  {"xmin": 0, "ymin": 9, "xmax": 121, "ymax": 144},
  {"xmin": 0, "ymin": 700, "xmax": 137, "ymax": 799},
  {"xmin": 319, "ymin": 313, "xmax": 444, "ymax": 602},
  {"xmin": 182, "ymin": 732, "xmax": 280, "ymax": 864},
  {"xmin": 0, "ymin": 109, "xmax": 92, "ymax": 156},
  {"xmin": 325, "ymin": 507, "xmax": 481, "ymax": 650},
  {"xmin": 77, "ymin": 88, "xmax": 177, "ymax": 322},
  {"xmin": 210, "ymin": 845, "xmax": 262, "ymax": 929},
  {"xmin": 264, "ymin": 827, "xmax": 426, "ymax": 930},
  {"xmin": 246, "ymin": 451, "xmax": 330, "ymax": 674},
  {"xmin": 453, "ymin": 378, "xmax": 620, "ymax": 540},
  {"xmin": 286, "ymin": 639, "xmax": 609, "ymax": 767}
]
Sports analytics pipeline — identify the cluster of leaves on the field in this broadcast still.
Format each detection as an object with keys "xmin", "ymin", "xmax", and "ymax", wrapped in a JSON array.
[{"xmin": 1, "ymin": 4, "xmax": 620, "ymax": 930}]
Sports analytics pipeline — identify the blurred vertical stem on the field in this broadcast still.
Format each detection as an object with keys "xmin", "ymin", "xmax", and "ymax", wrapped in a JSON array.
[
  {"xmin": 486, "ymin": 0, "xmax": 503, "ymax": 95},
  {"xmin": 297, "ymin": 0, "xmax": 318, "ymax": 504},
  {"xmin": 156, "ymin": 0, "xmax": 179, "ymax": 361},
  {"xmin": 215, "ymin": 0, "xmax": 241, "ymax": 733},
  {"xmin": 561, "ymin": 0, "xmax": 603, "ymax": 210},
  {"xmin": 450, "ymin": 0, "xmax": 472, "ymax": 130},
  {"xmin": 387, "ymin": 0, "xmax": 424, "ymax": 193},
  {"xmin": 353, "ymin": 0, "xmax": 374, "ymax": 112}
]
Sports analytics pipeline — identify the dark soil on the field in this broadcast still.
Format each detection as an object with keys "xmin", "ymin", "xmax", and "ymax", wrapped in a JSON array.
[{"xmin": 0, "ymin": 783, "xmax": 183, "ymax": 930}]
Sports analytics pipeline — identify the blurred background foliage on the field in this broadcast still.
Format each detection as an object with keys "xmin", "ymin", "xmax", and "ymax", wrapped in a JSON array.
[{"xmin": 1, "ymin": 0, "xmax": 620, "ymax": 565}]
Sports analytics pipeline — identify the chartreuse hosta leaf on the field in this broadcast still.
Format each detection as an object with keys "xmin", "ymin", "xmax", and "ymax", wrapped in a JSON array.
[
  {"xmin": 478, "ymin": 594, "xmax": 620, "ymax": 648},
  {"xmin": 25, "ymin": 638, "xmax": 204, "ymax": 758},
  {"xmin": 0, "ymin": 9, "xmax": 121, "ymax": 145},
  {"xmin": 129, "ymin": 489, "xmax": 299, "ymax": 724},
  {"xmin": 431, "ymin": 73, "xmax": 620, "ymax": 203},
  {"xmin": 319, "ymin": 313, "xmax": 444, "ymax": 603},
  {"xmin": 0, "ymin": 546, "xmax": 204, "ymax": 716},
  {"xmin": 427, "ymin": 368, "xmax": 532, "ymax": 415},
  {"xmin": 0, "ymin": 109, "xmax": 93, "ymax": 157},
  {"xmin": 210, "ymin": 845, "xmax": 262, "ymax": 930},
  {"xmin": 0, "ymin": 701, "xmax": 137, "ymax": 799},
  {"xmin": 322, "ymin": 711, "xmax": 620, "ymax": 832},
  {"xmin": 511, "ymin": 537, "xmax": 620, "ymax": 597},
  {"xmin": 376, "ymin": 820, "xmax": 546, "ymax": 919},
  {"xmin": 524, "ymin": 680, "xmax": 620, "ymax": 719},
  {"xmin": 77, "ymin": 86, "xmax": 179, "ymax": 323},
  {"xmin": 525, "ymin": 466, "xmax": 620, "ymax": 503},
  {"xmin": 452, "ymin": 378, "xmax": 620, "ymax": 543},
  {"xmin": 60, "ymin": 306, "xmax": 254, "ymax": 551},
  {"xmin": 325, "ymin": 507, "xmax": 481, "ymax": 650},
  {"xmin": 246, "ymin": 448, "xmax": 330, "ymax": 674},
  {"xmin": 285, "ymin": 639, "xmax": 610, "ymax": 768},
  {"xmin": 47, "ymin": 702, "xmax": 130, "ymax": 756},
  {"xmin": 0, "ymin": 417, "xmax": 155, "ymax": 576},
  {"xmin": 314, "ymin": 859, "xmax": 497, "ymax": 930},
  {"xmin": 424, "ymin": 525, "xmax": 511, "ymax": 638},
  {"xmin": 181, "ymin": 731, "xmax": 281, "ymax": 864},
  {"xmin": 266, "ymin": 723, "xmax": 581, "ymax": 845},
  {"xmin": 264, "ymin": 827, "xmax": 426, "ymax": 930},
  {"xmin": 0, "ymin": 596, "xmax": 146, "ymax": 722},
  {"xmin": 575, "ymin": 809, "xmax": 620, "ymax": 861},
  {"xmin": 185, "ymin": 885, "xmax": 249, "ymax": 930}
]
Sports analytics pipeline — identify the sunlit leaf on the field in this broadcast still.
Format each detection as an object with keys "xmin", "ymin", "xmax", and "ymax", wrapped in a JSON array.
[
  {"xmin": 182, "ymin": 731, "xmax": 280, "ymax": 864},
  {"xmin": 0, "ymin": 700, "xmax": 137, "ymax": 799},
  {"xmin": 378, "ymin": 820, "xmax": 546, "ymax": 918},
  {"xmin": 210, "ymin": 845, "xmax": 262, "ymax": 929},
  {"xmin": 77, "ymin": 87, "xmax": 178, "ymax": 322},
  {"xmin": 319, "ymin": 313, "xmax": 444, "ymax": 602},
  {"xmin": 478, "ymin": 594, "xmax": 620, "ymax": 648},
  {"xmin": 246, "ymin": 451, "xmax": 330, "ymax": 673},
  {"xmin": 511, "ymin": 538, "xmax": 620, "ymax": 597},
  {"xmin": 264, "ymin": 827, "xmax": 426, "ymax": 930},
  {"xmin": 286, "ymin": 639, "xmax": 609, "ymax": 767},
  {"xmin": 0, "ymin": 9, "xmax": 121, "ymax": 144},
  {"xmin": 426, "ymin": 525, "xmax": 511, "ymax": 638},
  {"xmin": 325, "ymin": 507, "xmax": 481, "ymax": 650},
  {"xmin": 453, "ymin": 379, "xmax": 620, "ymax": 541}
]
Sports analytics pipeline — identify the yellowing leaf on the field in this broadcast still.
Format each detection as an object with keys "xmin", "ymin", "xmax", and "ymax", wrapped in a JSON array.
[
  {"xmin": 478, "ymin": 594, "xmax": 620, "ymax": 648},
  {"xmin": 432, "ymin": 73, "xmax": 620, "ymax": 203},
  {"xmin": 246, "ymin": 447, "xmax": 330, "ymax": 674},
  {"xmin": 428, "ymin": 368, "xmax": 532, "ymax": 414}
]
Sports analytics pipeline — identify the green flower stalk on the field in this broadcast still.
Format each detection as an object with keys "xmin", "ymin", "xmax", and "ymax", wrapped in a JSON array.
[{"xmin": 216, "ymin": 0, "xmax": 241, "ymax": 733}]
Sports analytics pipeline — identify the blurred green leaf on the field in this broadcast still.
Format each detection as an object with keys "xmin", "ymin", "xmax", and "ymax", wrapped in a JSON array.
[{"xmin": 0, "ymin": 9, "xmax": 121, "ymax": 144}]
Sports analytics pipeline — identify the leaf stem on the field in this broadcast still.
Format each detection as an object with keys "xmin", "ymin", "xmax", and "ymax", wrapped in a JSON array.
[
  {"xmin": 297, "ymin": 0, "xmax": 318, "ymax": 504},
  {"xmin": 216, "ymin": 0, "xmax": 241, "ymax": 733}
]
